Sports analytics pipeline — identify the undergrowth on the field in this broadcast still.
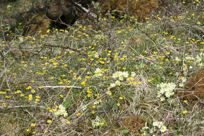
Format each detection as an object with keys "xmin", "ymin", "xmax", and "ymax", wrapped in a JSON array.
[{"xmin": 0, "ymin": 0, "xmax": 204, "ymax": 135}]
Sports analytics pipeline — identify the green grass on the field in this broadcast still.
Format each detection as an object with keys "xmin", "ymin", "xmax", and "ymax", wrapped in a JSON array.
[{"xmin": 0, "ymin": 0, "xmax": 204, "ymax": 135}]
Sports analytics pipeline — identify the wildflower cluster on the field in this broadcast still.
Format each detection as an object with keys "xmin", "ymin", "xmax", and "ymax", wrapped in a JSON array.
[
  {"xmin": 94, "ymin": 68, "xmax": 104, "ymax": 77},
  {"xmin": 181, "ymin": 52, "xmax": 204, "ymax": 68},
  {"xmin": 153, "ymin": 121, "xmax": 168, "ymax": 133},
  {"xmin": 141, "ymin": 121, "xmax": 168, "ymax": 135},
  {"xmin": 112, "ymin": 71, "xmax": 129, "ymax": 80},
  {"xmin": 92, "ymin": 116, "xmax": 105, "ymax": 128},
  {"xmin": 110, "ymin": 71, "xmax": 136, "ymax": 88},
  {"xmin": 54, "ymin": 105, "xmax": 68, "ymax": 117},
  {"xmin": 195, "ymin": 52, "xmax": 204, "ymax": 67},
  {"xmin": 157, "ymin": 82, "xmax": 176, "ymax": 101},
  {"xmin": 1, "ymin": 1, "xmax": 204, "ymax": 135},
  {"xmin": 178, "ymin": 76, "xmax": 187, "ymax": 87}
]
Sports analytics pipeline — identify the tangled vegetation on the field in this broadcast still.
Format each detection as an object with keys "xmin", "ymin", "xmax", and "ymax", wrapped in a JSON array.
[{"xmin": 0, "ymin": 0, "xmax": 204, "ymax": 135}]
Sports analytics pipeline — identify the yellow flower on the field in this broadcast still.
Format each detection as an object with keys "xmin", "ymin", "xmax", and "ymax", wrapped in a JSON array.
[
  {"xmin": 87, "ymin": 93, "xmax": 93, "ymax": 97},
  {"xmin": 35, "ymin": 96, "xmax": 40, "ymax": 99},
  {"xmin": 197, "ymin": 21, "xmax": 201, "ymax": 25},
  {"xmin": 58, "ymin": 81, "xmax": 63, "ymax": 85},
  {"xmin": 66, "ymin": 120, "xmax": 71, "ymax": 124},
  {"xmin": 76, "ymin": 113, "xmax": 81, "ymax": 116},
  {"xmin": 2, "ymin": 102, "xmax": 7, "ymax": 107},
  {"xmin": 147, "ymin": 78, "xmax": 154, "ymax": 82},
  {"xmin": 92, "ymin": 105, "xmax": 96, "ymax": 109},
  {"xmin": 127, "ymin": 77, "xmax": 134, "ymax": 81},
  {"xmin": 115, "ymin": 80, "xmax": 121, "ymax": 86},
  {"xmin": 47, "ymin": 120, "xmax": 52, "ymax": 123},
  {"xmin": 91, "ymin": 111, "xmax": 96, "ymax": 114},
  {"xmin": 26, "ymin": 129, "xmax": 31, "ymax": 132},
  {"xmin": 31, "ymin": 89, "xmax": 36, "ymax": 93},
  {"xmin": 119, "ymin": 97, "xmax": 124, "ymax": 100},
  {"xmin": 30, "ymin": 123, "xmax": 36, "ymax": 127},
  {"xmin": 60, "ymin": 95, "xmax": 64, "ymax": 98},
  {"xmin": 14, "ymin": 90, "xmax": 21, "ymax": 94},
  {"xmin": 35, "ymin": 99, "xmax": 40, "ymax": 102},
  {"xmin": 5, "ymin": 96, "xmax": 11, "ymax": 99},
  {"xmin": 0, "ymin": 91, "xmax": 6, "ymax": 94},
  {"xmin": 106, "ymin": 91, "xmax": 112, "ymax": 96},
  {"xmin": 182, "ymin": 110, "xmax": 188, "ymax": 114},
  {"xmin": 110, "ymin": 83, "xmax": 116, "ymax": 88},
  {"xmin": 26, "ymin": 86, "xmax": 32, "ymax": 90},
  {"xmin": 38, "ymin": 86, "xmax": 43, "ymax": 89},
  {"xmin": 28, "ymin": 94, "xmax": 33, "ymax": 101},
  {"xmin": 49, "ymin": 77, "xmax": 54, "ymax": 79},
  {"xmin": 99, "ymin": 122, "xmax": 105, "ymax": 126},
  {"xmin": 20, "ymin": 94, "xmax": 25, "ymax": 97},
  {"xmin": 183, "ymin": 100, "xmax": 188, "ymax": 104},
  {"xmin": 131, "ymin": 82, "xmax": 138, "ymax": 85},
  {"xmin": 81, "ymin": 81, "xmax": 86, "ymax": 86}
]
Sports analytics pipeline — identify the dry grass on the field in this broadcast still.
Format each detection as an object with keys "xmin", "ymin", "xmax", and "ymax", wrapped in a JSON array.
[{"xmin": 0, "ymin": 0, "xmax": 204, "ymax": 135}]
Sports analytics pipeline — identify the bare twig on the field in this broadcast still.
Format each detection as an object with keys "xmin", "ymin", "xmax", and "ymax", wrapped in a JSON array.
[
  {"xmin": 40, "ymin": 85, "xmax": 82, "ymax": 89},
  {"xmin": 72, "ymin": 1, "xmax": 97, "ymax": 19},
  {"xmin": 0, "ymin": 105, "xmax": 46, "ymax": 109}
]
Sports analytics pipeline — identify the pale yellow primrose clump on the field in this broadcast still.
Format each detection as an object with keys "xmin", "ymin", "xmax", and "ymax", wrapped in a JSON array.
[
  {"xmin": 54, "ymin": 105, "xmax": 68, "ymax": 117},
  {"xmin": 110, "ymin": 71, "xmax": 136, "ymax": 88},
  {"xmin": 112, "ymin": 71, "xmax": 129, "ymax": 81},
  {"xmin": 153, "ymin": 121, "xmax": 167, "ymax": 133},
  {"xmin": 157, "ymin": 82, "xmax": 176, "ymax": 101},
  {"xmin": 178, "ymin": 76, "xmax": 187, "ymax": 87},
  {"xmin": 183, "ymin": 53, "xmax": 204, "ymax": 67},
  {"xmin": 94, "ymin": 68, "xmax": 103, "ymax": 77},
  {"xmin": 195, "ymin": 52, "xmax": 204, "ymax": 67}
]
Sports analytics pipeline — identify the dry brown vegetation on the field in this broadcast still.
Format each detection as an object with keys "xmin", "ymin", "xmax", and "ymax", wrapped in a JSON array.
[
  {"xmin": 1, "ymin": 0, "xmax": 204, "ymax": 135},
  {"xmin": 99, "ymin": 0, "xmax": 159, "ymax": 20},
  {"xmin": 177, "ymin": 69, "xmax": 204, "ymax": 102},
  {"xmin": 22, "ymin": 0, "xmax": 160, "ymax": 36}
]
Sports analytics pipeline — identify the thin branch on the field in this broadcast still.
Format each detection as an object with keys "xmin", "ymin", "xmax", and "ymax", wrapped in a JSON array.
[
  {"xmin": 0, "ymin": 105, "xmax": 46, "ymax": 109},
  {"xmin": 72, "ymin": 1, "xmax": 97, "ymax": 19},
  {"xmin": 41, "ymin": 85, "xmax": 82, "ymax": 89}
]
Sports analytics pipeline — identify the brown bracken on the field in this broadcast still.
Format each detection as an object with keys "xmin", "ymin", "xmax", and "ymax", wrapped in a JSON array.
[
  {"xmin": 177, "ymin": 69, "xmax": 204, "ymax": 101},
  {"xmin": 99, "ymin": 0, "xmax": 159, "ymax": 20},
  {"xmin": 120, "ymin": 116, "xmax": 145, "ymax": 132}
]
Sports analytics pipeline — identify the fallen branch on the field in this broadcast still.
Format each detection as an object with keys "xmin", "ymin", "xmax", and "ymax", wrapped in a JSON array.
[
  {"xmin": 0, "ymin": 105, "xmax": 45, "ymax": 109},
  {"xmin": 41, "ymin": 85, "xmax": 82, "ymax": 89}
]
